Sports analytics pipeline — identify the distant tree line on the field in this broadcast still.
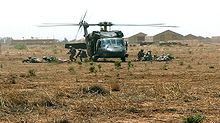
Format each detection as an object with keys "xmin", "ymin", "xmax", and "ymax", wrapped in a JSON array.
[{"xmin": 0, "ymin": 37, "xmax": 13, "ymax": 43}]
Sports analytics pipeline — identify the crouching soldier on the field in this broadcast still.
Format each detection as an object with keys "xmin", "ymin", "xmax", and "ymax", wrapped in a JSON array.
[
  {"xmin": 68, "ymin": 46, "xmax": 76, "ymax": 62},
  {"xmin": 137, "ymin": 49, "xmax": 145, "ymax": 61},
  {"xmin": 144, "ymin": 50, "xmax": 153, "ymax": 61},
  {"xmin": 76, "ymin": 49, "xmax": 87, "ymax": 62}
]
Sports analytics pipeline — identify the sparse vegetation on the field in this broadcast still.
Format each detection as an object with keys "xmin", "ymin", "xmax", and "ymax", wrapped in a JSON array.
[
  {"xmin": 14, "ymin": 43, "xmax": 27, "ymax": 50},
  {"xmin": 127, "ymin": 61, "xmax": 134, "ymax": 70},
  {"xmin": 77, "ymin": 61, "xmax": 82, "ymax": 65},
  {"xmin": 179, "ymin": 61, "xmax": 184, "ymax": 66},
  {"xmin": 55, "ymin": 118, "xmax": 71, "ymax": 123},
  {"xmin": 28, "ymin": 69, "xmax": 36, "ymax": 76},
  {"xmin": 68, "ymin": 66, "xmax": 75, "ymax": 74},
  {"xmin": 183, "ymin": 114, "xmax": 205, "ymax": 123},
  {"xmin": 0, "ymin": 43, "xmax": 220, "ymax": 122},
  {"xmin": 114, "ymin": 60, "xmax": 122, "ymax": 69},
  {"xmin": 110, "ymin": 82, "xmax": 120, "ymax": 91},
  {"xmin": 7, "ymin": 74, "xmax": 17, "ymax": 84},
  {"xmin": 97, "ymin": 64, "xmax": 102, "ymax": 71},
  {"xmin": 187, "ymin": 64, "xmax": 192, "ymax": 69},
  {"xmin": 82, "ymin": 85, "xmax": 109, "ymax": 95},
  {"xmin": 161, "ymin": 63, "xmax": 168, "ymax": 70},
  {"xmin": 89, "ymin": 65, "xmax": 97, "ymax": 74}
]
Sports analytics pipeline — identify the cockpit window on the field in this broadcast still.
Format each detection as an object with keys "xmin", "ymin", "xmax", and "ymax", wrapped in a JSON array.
[{"xmin": 99, "ymin": 38, "xmax": 124, "ymax": 47}]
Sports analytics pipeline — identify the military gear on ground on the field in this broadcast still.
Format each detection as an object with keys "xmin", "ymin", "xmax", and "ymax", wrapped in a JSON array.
[
  {"xmin": 137, "ymin": 50, "xmax": 174, "ymax": 62},
  {"xmin": 154, "ymin": 54, "xmax": 174, "ymax": 61},
  {"xmin": 22, "ymin": 56, "xmax": 42, "ymax": 63},
  {"xmin": 42, "ymin": 56, "xmax": 58, "ymax": 63}
]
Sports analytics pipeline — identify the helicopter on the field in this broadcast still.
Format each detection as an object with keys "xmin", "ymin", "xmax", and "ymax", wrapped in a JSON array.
[{"xmin": 39, "ymin": 12, "xmax": 178, "ymax": 62}]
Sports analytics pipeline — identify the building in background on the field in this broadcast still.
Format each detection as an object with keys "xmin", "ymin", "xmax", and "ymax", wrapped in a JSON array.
[
  {"xmin": 184, "ymin": 34, "xmax": 198, "ymax": 40},
  {"xmin": 153, "ymin": 30, "xmax": 184, "ymax": 42},
  {"xmin": 127, "ymin": 32, "xmax": 147, "ymax": 44},
  {"xmin": 11, "ymin": 39, "xmax": 58, "ymax": 45}
]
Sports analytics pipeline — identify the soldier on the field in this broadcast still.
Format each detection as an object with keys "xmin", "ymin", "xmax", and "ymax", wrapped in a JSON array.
[
  {"xmin": 76, "ymin": 49, "xmax": 87, "ymax": 62},
  {"xmin": 144, "ymin": 50, "xmax": 153, "ymax": 61},
  {"xmin": 137, "ymin": 49, "xmax": 145, "ymax": 61},
  {"xmin": 23, "ymin": 56, "xmax": 41, "ymax": 63},
  {"xmin": 68, "ymin": 46, "xmax": 76, "ymax": 62}
]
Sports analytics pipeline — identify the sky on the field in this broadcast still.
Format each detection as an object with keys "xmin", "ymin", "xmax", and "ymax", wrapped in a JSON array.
[{"xmin": 0, "ymin": 0, "xmax": 220, "ymax": 40}]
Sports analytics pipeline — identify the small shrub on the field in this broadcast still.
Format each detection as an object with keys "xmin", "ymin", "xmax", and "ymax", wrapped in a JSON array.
[
  {"xmin": 36, "ymin": 97, "xmax": 57, "ymax": 107},
  {"xmin": 68, "ymin": 66, "xmax": 75, "ymax": 74},
  {"xmin": 179, "ymin": 61, "xmax": 184, "ymax": 66},
  {"xmin": 209, "ymin": 66, "xmax": 214, "ymax": 69},
  {"xmin": 187, "ymin": 64, "xmax": 192, "ymax": 69},
  {"xmin": 114, "ymin": 60, "xmax": 122, "ymax": 69},
  {"xmin": 89, "ymin": 62, "xmax": 94, "ymax": 66},
  {"xmin": 161, "ymin": 64, "xmax": 168, "ymax": 70},
  {"xmin": 110, "ymin": 83, "xmax": 120, "ymax": 91},
  {"xmin": 0, "ymin": 97, "xmax": 6, "ymax": 108},
  {"xmin": 84, "ymin": 58, "xmax": 90, "ymax": 63},
  {"xmin": 183, "ymin": 114, "xmax": 205, "ymax": 123},
  {"xmin": 126, "ymin": 107, "xmax": 144, "ymax": 113},
  {"xmin": 116, "ymin": 72, "xmax": 120, "ymax": 78},
  {"xmin": 55, "ymin": 118, "xmax": 71, "ymax": 123},
  {"xmin": 19, "ymin": 73, "xmax": 28, "ymax": 78},
  {"xmin": 77, "ymin": 61, "xmax": 82, "ymax": 65},
  {"xmin": 14, "ymin": 43, "xmax": 27, "ymax": 50},
  {"xmin": 127, "ymin": 61, "xmax": 133, "ymax": 70},
  {"xmin": 0, "ymin": 64, "xmax": 2, "ymax": 68},
  {"xmin": 8, "ymin": 74, "xmax": 17, "ymax": 84},
  {"xmin": 89, "ymin": 65, "xmax": 97, "ymax": 73},
  {"xmin": 82, "ymin": 85, "xmax": 109, "ymax": 95},
  {"xmin": 28, "ymin": 69, "xmax": 36, "ymax": 76},
  {"xmin": 97, "ymin": 64, "xmax": 102, "ymax": 71}
]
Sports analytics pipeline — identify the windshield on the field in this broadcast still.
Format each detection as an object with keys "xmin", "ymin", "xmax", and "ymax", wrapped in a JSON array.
[{"xmin": 99, "ymin": 38, "xmax": 124, "ymax": 47}]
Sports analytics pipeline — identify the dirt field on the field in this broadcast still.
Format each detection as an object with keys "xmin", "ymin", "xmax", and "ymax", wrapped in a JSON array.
[{"xmin": 0, "ymin": 41, "xmax": 220, "ymax": 122}]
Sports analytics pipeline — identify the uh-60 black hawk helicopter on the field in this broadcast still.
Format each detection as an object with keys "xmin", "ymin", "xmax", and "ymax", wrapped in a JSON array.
[{"xmin": 39, "ymin": 12, "xmax": 177, "ymax": 62}]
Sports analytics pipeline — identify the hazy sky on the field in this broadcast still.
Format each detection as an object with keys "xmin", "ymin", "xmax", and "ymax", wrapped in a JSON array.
[{"xmin": 0, "ymin": 0, "xmax": 219, "ymax": 40}]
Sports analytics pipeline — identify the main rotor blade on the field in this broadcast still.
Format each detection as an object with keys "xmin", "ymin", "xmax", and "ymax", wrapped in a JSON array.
[
  {"xmin": 75, "ymin": 25, "xmax": 82, "ymax": 40},
  {"xmin": 112, "ymin": 23, "xmax": 165, "ymax": 26},
  {"xmin": 37, "ymin": 23, "xmax": 79, "ymax": 27},
  {"xmin": 81, "ymin": 10, "xmax": 87, "ymax": 22},
  {"xmin": 152, "ymin": 25, "xmax": 179, "ymax": 28}
]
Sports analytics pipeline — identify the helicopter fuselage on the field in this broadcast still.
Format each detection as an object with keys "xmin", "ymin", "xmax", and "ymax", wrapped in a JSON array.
[{"xmin": 85, "ymin": 30, "xmax": 128, "ymax": 61}]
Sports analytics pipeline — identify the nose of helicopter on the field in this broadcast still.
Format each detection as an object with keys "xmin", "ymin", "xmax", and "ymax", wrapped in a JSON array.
[{"xmin": 106, "ymin": 45, "xmax": 124, "ymax": 52}]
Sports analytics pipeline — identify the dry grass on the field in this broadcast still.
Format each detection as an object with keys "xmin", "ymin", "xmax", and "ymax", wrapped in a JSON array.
[{"xmin": 0, "ymin": 42, "xmax": 220, "ymax": 122}]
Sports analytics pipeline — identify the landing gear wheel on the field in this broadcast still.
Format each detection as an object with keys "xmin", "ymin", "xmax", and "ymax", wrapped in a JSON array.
[
  {"xmin": 91, "ymin": 56, "xmax": 98, "ymax": 62},
  {"xmin": 121, "ymin": 57, "xmax": 126, "ymax": 62}
]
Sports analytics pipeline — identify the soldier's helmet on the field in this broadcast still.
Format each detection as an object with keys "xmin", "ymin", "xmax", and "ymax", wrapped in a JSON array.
[
  {"xmin": 141, "ymin": 49, "xmax": 144, "ymax": 52},
  {"xmin": 42, "ymin": 56, "xmax": 47, "ymax": 60}
]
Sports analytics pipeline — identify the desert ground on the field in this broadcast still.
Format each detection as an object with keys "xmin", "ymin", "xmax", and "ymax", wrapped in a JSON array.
[{"xmin": 0, "ymin": 40, "xmax": 220, "ymax": 122}]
